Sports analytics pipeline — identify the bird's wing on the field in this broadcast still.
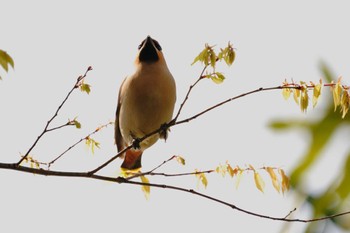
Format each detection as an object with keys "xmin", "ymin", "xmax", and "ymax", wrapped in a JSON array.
[
  {"xmin": 115, "ymin": 76, "xmax": 144, "ymax": 170},
  {"xmin": 115, "ymin": 77, "xmax": 127, "ymax": 152}
]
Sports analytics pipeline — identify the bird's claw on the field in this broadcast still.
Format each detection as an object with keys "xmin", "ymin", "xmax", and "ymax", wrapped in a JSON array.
[
  {"xmin": 132, "ymin": 138, "xmax": 141, "ymax": 150},
  {"xmin": 159, "ymin": 123, "xmax": 170, "ymax": 141}
]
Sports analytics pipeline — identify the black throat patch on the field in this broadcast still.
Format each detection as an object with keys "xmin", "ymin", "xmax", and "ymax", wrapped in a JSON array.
[{"xmin": 139, "ymin": 38, "xmax": 160, "ymax": 62}]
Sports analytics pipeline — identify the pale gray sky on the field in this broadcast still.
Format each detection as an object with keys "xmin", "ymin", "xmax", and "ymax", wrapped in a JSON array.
[{"xmin": 1, "ymin": 1, "xmax": 350, "ymax": 232}]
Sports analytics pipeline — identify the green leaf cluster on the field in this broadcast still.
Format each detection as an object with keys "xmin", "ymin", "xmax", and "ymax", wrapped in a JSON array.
[
  {"xmin": 218, "ymin": 43, "xmax": 235, "ymax": 66},
  {"xmin": 68, "ymin": 117, "xmax": 82, "ymax": 129},
  {"xmin": 85, "ymin": 137, "xmax": 100, "ymax": 154},
  {"xmin": 215, "ymin": 162, "xmax": 289, "ymax": 193},
  {"xmin": 207, "ymin": 72, "xmax": 225, "ymax": 84},
  {"xmin": 282, "ymin": 76, "xmax": 349, "ymax": 118},
  {"xmin": 191, "ymin": 44, "xmax": 217, "ymax": 67},
  {"xmin": 192, "ymin": 42, "xmax": 235, "ymax": 84},
  {"xmin": 270, "ymin": 64, "xmax": 350, "ymax": 232}
]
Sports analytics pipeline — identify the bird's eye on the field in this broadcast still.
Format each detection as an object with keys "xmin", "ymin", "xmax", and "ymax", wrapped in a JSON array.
[{"xmin": 152, "ymin": 39, "xmax": 162, "ymax": 51}]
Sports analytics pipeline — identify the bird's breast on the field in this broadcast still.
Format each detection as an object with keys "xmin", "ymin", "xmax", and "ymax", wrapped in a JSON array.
[{"xmin": 119, "ymin": 66, "xmax": 176, "ymax": 148}]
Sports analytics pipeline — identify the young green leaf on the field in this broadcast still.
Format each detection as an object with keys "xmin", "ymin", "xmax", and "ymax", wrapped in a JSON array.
[
  {"xmin": 85, "ymin": 137, "xmax": 100, "ymax": 154},
  {"xmin": 254, "ymin": 172, "xmax": 265, "ymax": 193},
  {"xmin": 218, "ymin": 42, "xmax": 235, "ymax": 66},
  {"xmin": 312, "ymin": 82, "xmax": 322, "ymax": 108},
  {"xmin": 332, "ymin": 81, "xmax": 342, "ymax": 111},
  {"xmin": 235, "ymin": 170, "xmax": 243, "ymax": 189},
  {"xmin": 195, "ymin": 169, "xmax": 208, "ymax": 188},
  {"xmin": 216, "ymin": 164, "xmax": 227, "ymax": 177},
  {"xmin": 279, "ymin": 169, "xmax": 290, "ymax": 194},
  {"xmin": 191, "ymin": 47, "xmax": 207, "ymax": 65},
  {"xmin": 210, "ymin": 72, "xmax": 225, "ymax": 84},
  {"xmin": 218, "ymin": 48, "xmax": 224, "ymax": 60},
  {"xmin": 226, "ymin": 48, "xmax": 235, "ymax": 66},
  {"xmin": 293, "ymin": 88, "xmax": 301, "ymax": 105},
  {"xmin": 282, "ymin": 88, "xmax": 291, "ymax": 100},
  {"xmin": 226, "ymin": 163, "xmax": 238, "ymax": 178},
  {"xmin": 265, "ymin": 167, "xmax": 280, "ymax": 193},
  {"xmin": 0, "ymin": 49, "xmax": 15, "ymax": 72},
  {"xmin": 209, "ymin": 48, "xmax": 217, "ymax": 68},
  {"xmin": 340, "ymin": 90, "xmax": 349, "ymax": 118},
  {"xmin": 191, "ymin": 44, "xmax": 212, "ymax": 66},
  {"xmin": 72, "ymin": 119, "xmax": 81, "ymax": 129},
  {"xmin": 80, "ymin": 83, "xmax": 91, "ymax": 94},
  {"xmin": 175, "ymin": 156, "xmax": 186, "ymax": 165},
  {"xmin": 140, "ymin": 175, "xmax": 150, "ymax": 200},
  {"xmin": 300, "ymin": 88, "xmax": 309, "ymax": 113},
  {"xmin": 74, "ymin": 121, "xmax": 81, "ymax": 129}
]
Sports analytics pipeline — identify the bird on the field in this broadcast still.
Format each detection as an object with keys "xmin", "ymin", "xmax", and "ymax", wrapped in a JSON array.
[{"xmin": 115, "ymin": 36, "xmax": 176, "ymax": 170}]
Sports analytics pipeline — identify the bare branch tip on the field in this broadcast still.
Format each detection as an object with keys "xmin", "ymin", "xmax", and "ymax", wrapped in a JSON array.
[{"xmin": 284, "ymin": 208, "xmax": 297, "ymax": 219}]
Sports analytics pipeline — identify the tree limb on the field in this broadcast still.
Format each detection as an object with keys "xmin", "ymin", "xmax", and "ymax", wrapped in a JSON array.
[{"xmin": 1, "ymin": 161, "xmax": 349, "ymax": 223}]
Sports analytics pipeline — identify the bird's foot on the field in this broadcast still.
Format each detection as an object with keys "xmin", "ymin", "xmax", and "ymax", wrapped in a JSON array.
[
  {"xmin": 131, "ymin": 137, "xmax": 141, "ymax": 150},
  {"xmin": 159, "ymin": 123, "xmax": 170, "ymax": 141}
]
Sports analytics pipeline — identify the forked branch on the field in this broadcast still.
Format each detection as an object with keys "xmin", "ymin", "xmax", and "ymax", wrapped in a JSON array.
[{"xmin": 17, "ymin": 66, "xmax": 93, "ymax": 165}]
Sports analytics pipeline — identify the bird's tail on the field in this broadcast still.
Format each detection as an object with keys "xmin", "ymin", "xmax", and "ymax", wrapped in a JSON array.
[{"xmin": 121, "ymin": 149, "xmax": 143, "ymax": 170}]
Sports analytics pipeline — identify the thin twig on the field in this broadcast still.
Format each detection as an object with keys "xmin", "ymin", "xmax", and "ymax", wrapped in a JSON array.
[
  {"xmin": 122, "ymin": 158, "xmax": 218, "ymax": 181},
  {"xmin": 284, "ymin": 208, "xmax": 297, "ymax": 219},
  {"xmin": 48, "ymin": 121, "xmax": 113, "ymax": 168},
  {"xmin": 17, "ymin": 66, "xmax": 92, "ymax": 166},
  {"xmin": 1, "ymin": 162, "xmax": 349, "ymax": 223},
  {"xmin": 125, "ymin": 155, "xmax": 177, "ymax": 180},
  {"xmin": 87, "ymin": 146, "xmax": 131, "ymax": 175},
  {"xmin": 175, "ymin": 86, "xmax": 282, "ymax": 126},
  {"xmin": 149, "ymin": 170, "xmax": 215, "ymax": 177},
  {"xmin": 172, "ymin": 65, "xmax": 208, "ymax": 122},
  {"xmin": 284, "ymin": 81, "xmax": 349, "ymax": 90},
  {"xmin": 46, "ymin": 122, "xmax": 72, "ymax": 132},
  {"xmin": 149, "ymin": 155, "xmax": 177, "ymax": 173}
]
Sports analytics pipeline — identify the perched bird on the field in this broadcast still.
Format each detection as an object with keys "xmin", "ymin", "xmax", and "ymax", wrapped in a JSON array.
[{"xmin": 115, "ymin": 36, "xmax": 176, "ymax": 170}]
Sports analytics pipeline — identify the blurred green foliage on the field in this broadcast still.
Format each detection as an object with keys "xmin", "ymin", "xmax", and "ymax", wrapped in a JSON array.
[{"xmin": 270, "ymin": 63, "xmax": 350, "ymax": 233}]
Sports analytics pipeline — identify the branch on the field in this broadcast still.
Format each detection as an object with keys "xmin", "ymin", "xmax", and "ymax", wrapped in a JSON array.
[
  {"xmin": 17, "ymin": 66, "xmax": 93, "ymax": 165},
  {"xmin": 175, "ymin": 86, "xmax": 282, "ymax": 126},
  {"xmin": 17, "ymin": 82, "xmax": 328, "ymax": 174},
  {"xmin": 47, "ymin": 121, "xmax": 113, "ymax": 168},
  {"xmin": 124, "ymin": 155, "xmax": 214, "ymax": 180},
  {"xmin": 88, "ymin": 86, "xmax": 290, "ymax": 173},
  {"xmin": 149, "ymin": 170, "xmax": 215, "ymax": 178},
  {"xmin": 148, "ymin": 155, "xmax": 177, "ymax": 173},
  {"xmin": 87, "ymin": 146, "xmax": 131, "ymax": 174},
  {"xmin": 1, "ymin": 161, "xmax": 349, "ymax": 223},
  {"xmin": 172, "ymin": 65, "xmax": 208, "ymax": 123},
  {"xmin": 46, "ymin": 122, "xmax": 72, "ymax": 132}
]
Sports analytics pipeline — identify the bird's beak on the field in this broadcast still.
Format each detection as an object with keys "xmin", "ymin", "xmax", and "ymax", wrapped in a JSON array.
[
  {"xmin": 141, "ymin": 36, "xmax": 154, "ymax": 50},
  {"xmin": 138, "ymin": 35, "xmax": 160, "ymax": 62},
  {"xmin": 146, "ymin": 35, "xmax": 152, "ymax": 43}
]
